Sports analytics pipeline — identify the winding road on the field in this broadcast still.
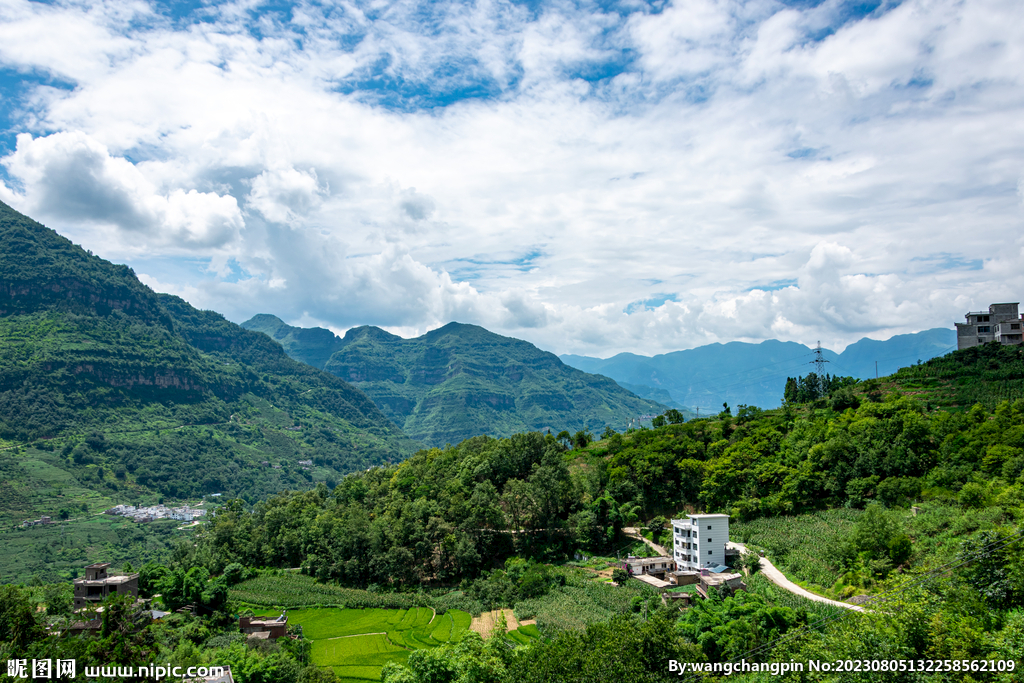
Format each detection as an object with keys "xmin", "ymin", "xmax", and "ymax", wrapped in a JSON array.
[
  {"xmin": 620, "ymin": 528, "xmax": 865, "ymax": 612},
  {"xmin": 726, "ymin": 541, "xmax": 865, "ymax": 612}
]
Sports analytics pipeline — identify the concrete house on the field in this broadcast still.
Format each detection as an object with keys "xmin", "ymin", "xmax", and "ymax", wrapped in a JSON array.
[
  {"xmin": 956, "ymin": 302, "xmax": 1024, "ymax": 350},
  {"xmin": 73, "ymin": 563, "xmax": 139, "ymax": 611},
  {"xmin": 671, "ymin": 514, "xmax": 730, "ymax": 571},
  {"xmin": 239, "ymin": 613, "xmax": 288, "ymax": 640}
]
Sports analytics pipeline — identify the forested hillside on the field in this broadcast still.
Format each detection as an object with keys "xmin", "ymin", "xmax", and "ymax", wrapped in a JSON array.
[
  {"xmin": 120, "ymin": 340, "xmax": 1021, "ymax": 682},
  {"xmin": 0, "ymin": 200, "xmax": 416, "ymax": 534},
  {"xmin": 243, "ymin": 315, "xmax": 671, "ymax": 447},
  {"xmin": 6, "ymin": 329, "xmax": 1024, "ymax": 681},
  {"xmin": 178, "ymin": 342, "xmax": 1023, "ymax": 580}
]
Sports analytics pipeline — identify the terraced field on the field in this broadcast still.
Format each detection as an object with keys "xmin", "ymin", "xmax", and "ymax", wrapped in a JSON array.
[{"xmin": 278, "ymin": 606, "xmax": 472, "ymax": 683}]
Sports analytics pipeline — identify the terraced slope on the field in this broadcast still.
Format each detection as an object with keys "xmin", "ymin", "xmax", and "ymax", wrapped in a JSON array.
[{"xmin": 281, "ymin": 606, "xmax": 472, "ymax": 683}]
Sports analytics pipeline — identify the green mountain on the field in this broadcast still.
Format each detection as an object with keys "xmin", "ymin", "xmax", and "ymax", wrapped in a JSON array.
[
  {"xmin": 241, "ymin": 316, "xmax": 669, "ymax": 446},
  {"xmin": 241, "ymin": 313, "xmax": 347, "ymax": 370},
  {"xmin": 0, "ymin": 200, "xmax": 416, "ymax": 527},
  {"xmin": 561, "ymin": 329, "xmax": 957, "ymax": 412}
]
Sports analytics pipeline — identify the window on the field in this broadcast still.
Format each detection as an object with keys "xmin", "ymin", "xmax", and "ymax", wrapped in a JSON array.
[
  {"xmin": 979, "ymin": 326, "xmax": 991, "ymax": 333},
  {"xmin": 707, "ymin": 539, "xmax": 712, "ymax": 543},
  {"xmin": 980, "ymin": 315, "xmax": 990, "ymax": 322},
  {"xmin": 707, "ymin": 525, "xmax": 712, "ymax": 530},
  {"xmin": 1012, "ymin": 324, "xmax": 1021, "ymax": 330},
  {"xmin": 708, "ymin": 550, "xmax": 712, "ymax": 555}
]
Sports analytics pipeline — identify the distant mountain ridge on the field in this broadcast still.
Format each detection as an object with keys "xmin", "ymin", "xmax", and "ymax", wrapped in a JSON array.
[
  {"xmin": 561, "ymin": 328, "xmax": 957, "ymax": 411},
  {"xmin": 242, "ymin": 316, "xmax": 671, "ymax": 446}
]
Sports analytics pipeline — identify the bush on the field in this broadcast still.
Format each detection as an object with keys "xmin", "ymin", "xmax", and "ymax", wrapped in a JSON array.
[
  {"xmin": 739, "ymin": 550, "xmax": 761, "ymax": 575},
  {"xmin": 223, "ymin": 562, "xmax": 246, "ymax": 586},
  {"xmin": 888, "ymin": 534, "xmax": 912, "ymax": 565},
  {"xmin": 612, "ymin": 568, "xmax": 629, "ymax": 584},
  {"xmin": 959, "ymin": 482, "xmax": 986, "ymax": 509}
]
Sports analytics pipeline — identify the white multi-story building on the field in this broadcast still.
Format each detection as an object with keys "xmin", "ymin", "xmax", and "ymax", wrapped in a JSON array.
[
  {"xmin": 671, "ymin": 513, "xmax": 730, "ymax": 570},
  {"xmin": 956, "ymin": 302, "xmax": 1024, "ymax": 350}
]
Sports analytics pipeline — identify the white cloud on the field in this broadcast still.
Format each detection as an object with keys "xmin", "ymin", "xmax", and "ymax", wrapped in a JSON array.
[
  {"xmin": 0, "ymin": 0, "xmax": 1022, "ymax": 357},
  {"xmin": 2, "ymin": 131, "xmax": 243, "ymax": 250}
]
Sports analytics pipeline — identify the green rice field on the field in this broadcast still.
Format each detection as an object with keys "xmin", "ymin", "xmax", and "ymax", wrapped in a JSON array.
[
  {"xmin": 272, "ymin": 605, "xmax": 472, "ymax": 682},
  {"xmin": 506, "ymin": 623, "xmax": 542, "ymax": 646}
]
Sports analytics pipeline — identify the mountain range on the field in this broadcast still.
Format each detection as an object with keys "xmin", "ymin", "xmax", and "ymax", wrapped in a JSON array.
[
  {"xmin": 241, "ymin": 315, "xmax": 671, "ymax": 446},
  {"xmin": 0, "ymin": 200, "xmax": 415, "ymax": 525},
  {"xmin": 560, "ymin": 328, "xmax": 957, "ymax": 412}
]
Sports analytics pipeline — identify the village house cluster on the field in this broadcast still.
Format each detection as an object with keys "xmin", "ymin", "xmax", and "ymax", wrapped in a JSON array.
[
  {"xmin": 104, "ymin": 504, "xmax": 206, "ymax": 523},
  {"xmin": 22, "ymin": 515, "xmax": 54, "ymax": 527}
]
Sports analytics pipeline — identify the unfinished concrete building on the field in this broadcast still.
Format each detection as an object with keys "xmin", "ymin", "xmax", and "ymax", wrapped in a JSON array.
[{"xmin": 956, "ymin": 302, "xmax": 1024, "ymax": 350}]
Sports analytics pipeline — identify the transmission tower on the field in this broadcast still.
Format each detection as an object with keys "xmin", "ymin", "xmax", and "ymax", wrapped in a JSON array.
[{"xmin": 810, "ymin": 341, "xmax": 830, "ymax": 377}]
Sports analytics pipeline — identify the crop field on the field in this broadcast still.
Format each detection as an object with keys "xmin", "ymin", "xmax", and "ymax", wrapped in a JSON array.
[
  {"xmin": 514, "ymin": 566, "xmax": 655, "ymax": 634},
  {"xmin": 273, "ymin": 605, "xmax": 472, "ymax": 682},
  {"xmin": 230, "ymin": 572, "xmax": 432, "ymax": 610},
  {"xmin": 0, "ymin": 514, "xmax": 181, "ymax": 583},
  {"xmin": 730, "ymin": 509, "xmax": 863, "ymax": 588},
  {"xmin": 312, "ymin": 634, "xmax": 410, "ymax": 682},
  {"xmin": 506, "ymin": 623, "xmax": 542, "ymax": 646}
]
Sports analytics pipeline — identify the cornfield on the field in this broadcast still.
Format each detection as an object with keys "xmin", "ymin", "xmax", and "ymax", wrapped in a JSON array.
[{"xmin": 731, "ymin": 509, "xmax": 862, "ymax": 589}]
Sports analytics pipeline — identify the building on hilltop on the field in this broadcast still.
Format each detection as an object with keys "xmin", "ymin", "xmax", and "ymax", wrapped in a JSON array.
[
  {"xmin": 671, "ymin": 513, "xmax": 729, "ymax": 571},
  {"xmin": 956, "ymin": 302, "xmax": 1024, "ymax": 350},
  {"xmin": 73, "ymin": 562, "xmax": 139, "ymax": 611}
]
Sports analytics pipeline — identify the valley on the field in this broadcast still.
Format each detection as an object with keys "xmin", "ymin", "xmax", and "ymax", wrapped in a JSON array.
[{"xmin": 2, "ymin": 199, "xmax": 1024, "ymax": 682}]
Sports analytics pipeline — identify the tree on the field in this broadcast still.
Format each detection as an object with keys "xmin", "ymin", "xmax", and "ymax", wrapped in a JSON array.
[
  {"xmin": 138, "ymin": 561, "xmax": 168, "ymax": 597},
  {"xmin": 502, "ymin": 478, "xmax": 532, "ymax": 533},
  {"xmin": 850, "ymin": 503, "xmax": 900, "ymax": 560},
  {"xmin": 0, "ymin": 584, "xmax": 42, "ymax": 651},
  {"xmin": 223, "ymin": 562, "xmax": 246, "ymax": 586},
  {"xmin": 43, "ymin": 583, "xmax": 73, "ymax": 616},
  {"xmin": 573, "ymin": 430, "xmax": 593, "ymax": 449},
  {"xmin": 784, "ymin": 377, "xmax": 799, "ymax": 404},
  {"xmin": 612, "ymin": 568, "xmax": 629, "ymax": 584}
]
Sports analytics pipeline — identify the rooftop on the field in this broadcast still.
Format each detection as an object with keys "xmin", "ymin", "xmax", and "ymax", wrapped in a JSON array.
[
  {"xmin": 74, "ymin": 574, "xmax": 137, "ymax": 586},
  {"xmin": 631, "ymin": 574, "xmax": 672, "ymax": 589}
]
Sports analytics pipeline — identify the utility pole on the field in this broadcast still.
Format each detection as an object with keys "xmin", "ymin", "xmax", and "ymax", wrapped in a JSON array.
[{"xmin": 875, "ymin": 361, "xmax": 878, "ymax": 379}]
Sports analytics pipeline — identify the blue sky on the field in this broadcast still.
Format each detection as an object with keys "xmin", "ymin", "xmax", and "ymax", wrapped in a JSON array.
[{"xmin": 1, "ymin": 0, "xmax": 1022, "ymax": 355}]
